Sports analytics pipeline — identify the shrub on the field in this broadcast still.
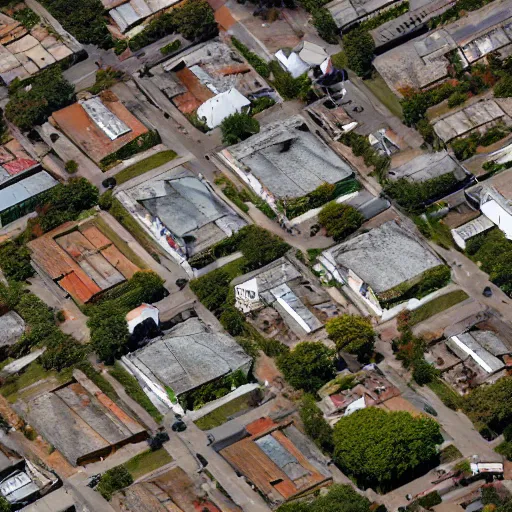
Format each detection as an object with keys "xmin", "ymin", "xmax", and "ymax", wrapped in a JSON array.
[
  {"xmin": 447, "ymin": 91, "xmax": 467, "ymax": 107},
  {"xmin": 220, "ymin": 112, "xmax": 260, "ymax": 145},
  {"xmin": 412, "ymin": 358, "xmax": 437, "ymax": 385},
  {"xmin": 257, "ymin": 337, "xmax": 289, "ymax": 357},
  {"xmin": 269, "ymin": 61, "xmax": 311, "ymax": 101},
  {"xmin": 98, "ymin": 190, "xmax": 113, "ymax": 210},
  {"xmin": 326, "ymin": 315, "xmax": 375, "ymax": 361},
  {"xmin": 0, "ymin": 241, "xmax": 34, "ymax": 281},
  {"xmin": 495, "ymin": 74, "xmax": 512, "ymax": 98},
  {"xmin": 65, "ymin": 160, "xmax": 78, "ymax": 174},
  {"xmin": 160, "ymin": 39, "xmax": 181, "ymax": 55},
  {"xmin": 299, "ymin": 394, "xmax": 333, "ymax": 453},
  {"xmin": 40, "ymin": 0, "xmax": 112, "ymax": 48},
  {"xmin": 238, "ymin": 225, "xmax": 290, "ymax": 271},
  {"xmin": 88, "ymin": 67, "xmax": 125, "ymax": 95},
  {"xmin": 220, "ymin": 306, "xmax": 246, "ymax": 336},
  {"xmin": 6, "ymin": 67, "xmax": 75, "ymax": 131},
  {"xmin": 231, "ymin": 37, "xmax": 270, "ymax": 78},
  {"xmin": 277, "ymin": 341, "xmax": 336, "ymax": 393},
  {"xmin": 12, "ymin": 8, "xmax": 40, "ymax": 29},
  {"xmin": 97, "ymin": 465, "xmax": 133, "ymax": 500},
  {"xmin": 312, "ymin": 9, "xmax": 338, "ymax": 44},
  {"xmin": 418, "ymin": 491, "xmax": 442, "ymax": 509},
  {"xmin": 318, "ymin": 202, "xmax": 364, "ymax": 241},
  {"xmin": 190, "ymin": 268, "xmax": 230, "ymax": 314},
  {"xmin": 250, "ymin": 96, "xmax": 275, "ymax": 115},
  {"xmin": 99, "ymin": 131, "xmax": 161, "ymax": 169}
]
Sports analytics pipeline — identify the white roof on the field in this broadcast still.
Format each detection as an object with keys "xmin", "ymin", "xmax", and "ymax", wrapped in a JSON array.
[
  {"xmin": 196, "ymin": 88, "xmax": 250, "ymax": 129},
  {"xmin": 481, "ymin": 198, "xmax": 512, "ymax": 239},
  {"xmin": 344, "ymin": 396, "xmax": 366, "ymax": 416},
  {"xmin": 125, "ymin": 303, "xmax": 159, "ymax": 334},
  {"xmin": 489, "ymin": 141, "xmax": 512, "ymax": 165},
  {"xmin": 451, "ymin": 215, "xmax": 494, "ymax": 249},
  {"xmin": 81, "ymin": 97, "xmax": 131, "ymax": 140},
  {"xmin": 275, "ymin": 50, "xmax": 310, "ymax": 78},
  {"xmin": 298, "ymin": 41, "xmax": 328, "ymax": 66}
]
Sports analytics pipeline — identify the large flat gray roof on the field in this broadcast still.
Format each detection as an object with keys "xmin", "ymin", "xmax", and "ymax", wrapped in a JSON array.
[
  {"xmin": 327, "ymin": 220, "xmax": 441, "ymax": 293},
  {"xmin": 326, "ymin": 0, "xmax": 401, "ymax": 29},
  {"xmin": 126, "ymin": 318, "xmax": 252, "ymax": 396},
  {"xmin": 0, "ymin": 172, "xmax": 58, "ymax": 213},
  {"xmin": 389, "ymin": 150, "xmax": 467, "ymax": 182},
  {"xmin": 226, "ymin": 116, "xmax": 353, "ymax": 199}
]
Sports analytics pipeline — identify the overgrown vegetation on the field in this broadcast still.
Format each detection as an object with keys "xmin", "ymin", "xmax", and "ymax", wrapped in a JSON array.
[
  {"xmin": 231, "ymin": 37, "xmax": 270, "ymax": 78},
  {"xmin": 221, "ymin": 112, "xmax": 260, "ymax": 145},
  {"xmin": 326, "ymin": 314, "xmax": 375, "ymax": 361},
  {"xmin": 407, "ymin": 290, "xmax": 469, "ymax": 326},
  {"xmin": 123, "ymin": 448, "xmax": 172, "ymax": 480},
  {"xmin": 40, "ymin": 0, "xmax": 112, "ymax": 48},
  {"xmin": 276, "ymin": 341, "xmax": 336, "ymax": 394},
  {"xmin": 6, "ymin": 67, "xmax": 75, "ymax": 131},
  {"xmin": 109, "ymin": 362, "xmax": 163, "ymax": 422},
  {"xmin": 12, "ymin": 7, "xmax": 40, "ymax": 29},
  {"xmin": 318, "ymin": 201, "xmax": 364, "ymax": 241},
  {"xmin": 299, "ymin": 394, "xmax": 334, "ymax": 453},
  {"xmin": 100, "ymin": 131, "xmax": 161, "ymax": 170},
  {"xmin": 128, "ymin": 0, "xmax": 218, "ymax": 52},
  {"xmin": 451, "ymin": 125, "xmax": 510, "ymax": 160},
  {"xmin": 160, "ymin": 39, "xmax": 181, "ymax": 55},
  {"xmin": 269, "ymin": 61, "xmax": 312, "ymax": 101},
  {"xmin": 97, "ymin": 465, "xmax": 133, "ymax": 500},
  {"xmin": 343, "ymin": 29, "xmax": 375, "ymax": 78},
  {"xmin": 279, "ymin": 179, "xmax": 360, "ymax": 220},
  {"xmin": 88, "ymin": 67, "xmax": 125, "ymax": 95}
]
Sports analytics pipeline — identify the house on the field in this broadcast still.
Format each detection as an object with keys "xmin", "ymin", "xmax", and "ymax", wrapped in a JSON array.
[
  {"xmin": 116, "ymin": 166, "xmax": 246, "ymax": 273},
  {"xmin": 325, "ymin": 0, "xmax": 404, "ymax": 31},
  {"xmin": 122, "ymin": 317, "xmax": 253, "ymax": 412},
  {"xmin": 373, "ymin": 0, "xmax": 512, "ymax": 96},
  {"xmin": 432, "ymin": 99, "xmax": 512, "ymax": 144},
  {"xmin": 231, "ymin": 255, "xmax": 341, "ymax": 342},
  {"xmin": 27, "ymin": 217, "xmax": 141, "ymax": 303},
  {"xmin": 49, "ymin": 91, "xmax": 150, "ymax": 166},
  {"xmin": 217, "ymin": 115, "xmax": 355, "ymax": 221},
  {"xmin": 0, "ymin": 11, "xmax": 81, "ymax": 85},
  {"xmin": 219, "ymin": 417, "xmax": 332, "ymax": 506},
  {"xmin": 126, "ymin": 304, "xmax": 160, "ymax": 334},
  {"xmin": 16, "ymin": 370, "xmax": 147, "ymax": 466},
  {"xmin": 138, "ymin": 40, "xmax": 275, "ymax": 129},
  {"xmin": 318, "ymin": 220, "xmax": 442, "ymax": 316},
  {"xmin": 275, "ymin": 41, "xmax": 328, "ymax": 78}
]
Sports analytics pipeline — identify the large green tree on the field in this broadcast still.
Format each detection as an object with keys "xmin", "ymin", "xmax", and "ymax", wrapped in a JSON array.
[
  {"xmin": 277, "ymin": 484, "xmax": 372, "ymax": 512},
  {"xmin": 220, "ymin": 112, "xmax": 260, "ymax": 145},
  {"xmin": 299, "ymin": 394, "xmax": 334, "ymax": 453},
  {"xmin": 333, "ymin": 408, "xmax": 442, "ymax": 490},
  {"xmin": 326, "ymin": 314, "xmax": 375, "ymax": 361},
  {"xmin": 318, "ymin": 202, "xmax": 364, "ymax": 242},
  {"xmin": 343, "ymin": 29, "xmax": 375, "ymax": 77},
  {"xmin": 277, "ymin": 341, "xmax": 335, "ymax": 393}
]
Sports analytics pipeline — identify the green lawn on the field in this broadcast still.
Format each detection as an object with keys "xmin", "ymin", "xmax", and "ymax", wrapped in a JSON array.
[
  {"xmin": 364, "ymin": 73, "xmax": 403, "ymax": 120},
  {"xmin": 123, "ymin": 448, "xmax": 173, "ymax": 480},
  {"xmin": 409, "ymin": 290, "xmax": 469, "ymax": 326},
  {"xmin": 114, "ymin": 150, "xmax": 177, "ymax": 185},
  {"xmin": 195, "ymin": 393, "xmax": 254, "ymax": 430}
]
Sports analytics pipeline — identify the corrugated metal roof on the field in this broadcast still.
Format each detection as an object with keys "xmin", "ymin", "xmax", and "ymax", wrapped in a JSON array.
[
  {"xmin": 0, "ymin": 171, "xmax": 57, "ymax": 212},
  {"xmin": 81, "ymin": 97, "xmax": 131, "ymax": 141}
]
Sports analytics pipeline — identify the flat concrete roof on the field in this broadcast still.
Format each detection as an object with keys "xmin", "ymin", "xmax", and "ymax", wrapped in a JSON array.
[
  {"xmin": 225, "ymin": 115, "xmax": 353, "ymax": 199},
  {"xmin": 326, "ymin": 220, "xmax": 442, "ymax": 293},
  {"xmin": 125, "ymin": 318, "xmax": 252, "ymax": 396}
]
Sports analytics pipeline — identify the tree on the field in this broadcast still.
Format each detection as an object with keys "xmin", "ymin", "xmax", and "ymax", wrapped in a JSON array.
[
  {"xmin": 299, "ymin": 394, "xmax": 334, "ymax": 453},
  {"xmin": 277, "ymin": 484, "xmax": 372, "ymax": 512},
  {"xmin": 220, "ymin": 306, "xmax": 246, "ymax": 336},
  {"xmin": 97, "ymin": 465, "xmax": 133, "ymax": 500},
  {"xmin": 326, "ymin": 314, "xmax": 375, "ymax": 361},
  {"xmin": 333, "ymin": 408, "xmax": 442, "ymax": 490},
  {"xmin": 277, "ymin": 341, "xmax": 335, "ymax": 393},
  {"xmin": 41, "ymin": 333, "xmax": 86, "ymax": 371},
  {"xmin": 312, "ymin": 9, "xmax": 338, "ymax": 44},
  {"xmin": 89, "ymin": 304, "xmax": 129, "ymax": 364},
  {"xmin": 168, "ymin": 0, "xmax": 218, "ymax": 42},
  {"xmin": 238, "ymin": 225, "xmax": 290, "ymax": 271},
  {"xmin": 190, "ymin": 268, "xmax": 230, "ymax": 314},
  {"xmin": 220, "ymin": 112, "xmax": 260, "ymax": 145},
  {"xmin": 0, "ymin": 241, "xmax": 34, "ymax": 281},
  {"xmin": 65, "ymin": 160, "xmax": 78, "ymax": 174},
  {"xmin": 318, "ymin": 202, "xmax": 364, "ymax": 241},
  {"xmin": 6, "ymin": 67, "xmax": 75, "ymax": 131},
  {"xmin": 0, "ymin": 497, "xmax": 11, "ymax": 512},
  {"xmin": 343, "ymin": 29, "xmax": 375, "ymax": 77}
]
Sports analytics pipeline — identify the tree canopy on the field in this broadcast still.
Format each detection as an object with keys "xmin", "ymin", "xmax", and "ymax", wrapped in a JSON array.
[
  {"xmin": 299, "ymin": 394, "xmax": 334, "ymax": 453},
  {"xmin": 5, "ymin": 67, "xmax": 75, "ymax": 131},
  {"xmin": 333, "ymin": 408, "xmax": 442, "ymax": 490},
  {"xmin": 220, "ymin": 112, "xmax": 260, "ymax": 145},
  {"xmin": 277, "ymin": 484, "xmax": 372, "ymax": 512},
  {"xmin": 277, "ymin": 341, "xmax": 336, "ymax": 393},
  {"xmin": 343, "ymin": 29, "xmax": 375, "ymax": 77},
  {"xmin": 318, "ymin": 202, "xmax": 364, "ymax": 242},
  {"xmin": 326, "ymin": 314, "xmax": 375, "ymax": 361}
]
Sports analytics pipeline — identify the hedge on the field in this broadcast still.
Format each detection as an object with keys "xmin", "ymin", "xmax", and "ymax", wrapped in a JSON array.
[{"xmin": 100, "ymin": 131, "xmax": 161, "ymax": 169}]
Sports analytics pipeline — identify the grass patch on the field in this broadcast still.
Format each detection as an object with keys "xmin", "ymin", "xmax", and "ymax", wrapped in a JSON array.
[
  {"xmin": 195, "ymin": 392, "xmax": 254, "ymax": 430},
  {"xmin": 409, "ymin": 290, "xmax": 469, "ymax": 326},
  {"xmin": 109, "ymin": 362, "xmax": 163, "ymax": 423},
  {"xmin": 427, "ymin": 378, "xmax": 464, "ymax": 411},
  {"xmin": 0, "ymin": 362, "xmax": 73, "ymax": 403},
  {"xmin": 109, "ymin": 198, "xmax": 162, "ymax": 263},
  {"xmin": 415, "ymin": 215, "xmax": 454, "ymax": 249},
  {"xmin": 439, "ymin": 444, "xmax": 462, "ymax": 463},
  {"xmin": 364, "ymin": 73, "xmax": 403, "ymax": 120},
  {"xmin": 123, "ymin": 448, "xmax": 173, "ymax": 480},
  {"xmin": 114, "ymin": 150, "xmax": 177, "ymax": 185},
  {"xmin": 496, "ymin": 441, "xmax": 512, "ymax": 461},
  {"xmin": 93, "ymin": 216, "xmax": 147, "ymax": 269}
]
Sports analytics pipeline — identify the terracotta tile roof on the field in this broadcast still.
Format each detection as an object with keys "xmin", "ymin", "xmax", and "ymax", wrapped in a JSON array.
[
  {"xmin": 59, "ymin": 272, "xmax": 101, "ymax": 303},
  {"xmin": 81, "ymin": 225, "xmax": 111, "ymax": 249}
]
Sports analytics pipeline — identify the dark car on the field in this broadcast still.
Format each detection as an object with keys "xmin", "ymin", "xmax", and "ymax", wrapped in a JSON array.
[
  {"xmin": 483, "ymin": 286, "xmax": 493, "ymax": 297},
  {"xmin": 171, "ymin": 420, "xmax": 187, "ymax": 432}
]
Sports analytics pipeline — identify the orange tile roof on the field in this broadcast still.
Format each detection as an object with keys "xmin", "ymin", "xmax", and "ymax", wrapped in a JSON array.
[
  {"xmin": 246, "ymin": 417, "xmax": 276, "ymax": 436},
  {"xmin": 101, "ymin": 245, "xmax": 139, "ymax": 279},
  {"xmin": 59, "ymin": 272, "xmax": 101, "ymax": 303},
  {"xmin": 80, "ymin": 225, "xmax": 111, "ymax": 249}
]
